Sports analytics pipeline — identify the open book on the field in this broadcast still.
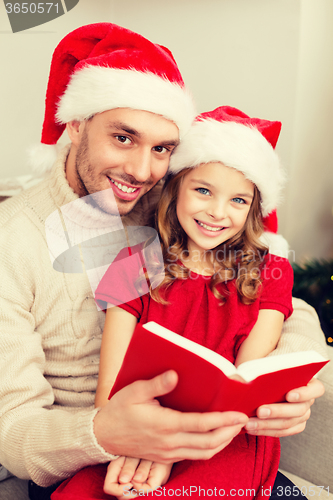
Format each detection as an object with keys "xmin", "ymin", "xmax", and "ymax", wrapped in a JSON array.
[{"xmin": 109, "ymin": 321, "xmax": 328, "ymax": 417}]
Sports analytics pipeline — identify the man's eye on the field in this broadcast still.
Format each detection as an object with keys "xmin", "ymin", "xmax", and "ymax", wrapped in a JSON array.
[
  {"xmin": 116, "ymin": 136, "xmax": 131, "ymax": 144},
  {"xmin": 196, "ymin": 188, "xmax": 210, "ymax": 196},
  {"xmin": 153, "ymin": 146, "xmax": 168, "ymax": 153},
  {"xmin": 232, "ymin": 197, "xmax": 245, "ymax": 204}
]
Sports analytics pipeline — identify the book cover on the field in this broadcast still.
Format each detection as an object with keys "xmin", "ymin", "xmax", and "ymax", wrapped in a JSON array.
[{"xmin": 109, "ymin": 321, "xmax": 328, "ymax": 417}]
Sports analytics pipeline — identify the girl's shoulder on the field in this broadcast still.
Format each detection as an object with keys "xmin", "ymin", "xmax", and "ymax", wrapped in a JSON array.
[
  {"xmin": 261, "ymin": 253, "xmax": 293, "ymax": 275},
  {"xmin": 259, "ymin": 254, "xmax": 294, "ymax": 319},
  {"xmin": 259, "ymin": 253, "xmax": 293, "ymax": 289}
]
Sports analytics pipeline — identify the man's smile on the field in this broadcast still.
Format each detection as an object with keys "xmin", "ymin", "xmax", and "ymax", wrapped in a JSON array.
[
  {"xmin": 108, "ymin": 177, "xmax": 139, "ymax": 193},
  {"xmin": 107, "ymin": 176, "xmax": 143, "ymax": 202}
]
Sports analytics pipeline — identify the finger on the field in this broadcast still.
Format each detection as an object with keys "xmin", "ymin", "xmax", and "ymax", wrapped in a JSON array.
[
  {"xmin": 116, "ymin": 489, "xmax": 139, "ymax": 500},
  {"xmin": 246, "ymin": 420, "xmax": 308, "ymax": 438},
  {"xmin": 155, "ymin": 422, "xmax": 245, "ymax": 462},
  {"xmin": 106, "ymin": 456, "xmax": 126, "ymax": 480},
  {"xmin": 170, "ymin": 410, "xmax": 248, "ymax": 435},
  {"xmin": 104, "ymin": 480, "xmax": 134, "ymax": 497},
  {"xmin": 133, "ymin": 463, "xmax": 171, "ymax": 492},
  {"xmin": 168, "ymin": 435, "xmax": 236, "ymax": 462},
  {"xmin": 104, "ymin": 477, "xmax": 133, "ymax": 497},
  {"xmin": 133, "ymin": 459, "xmax": 153, "ymax": 483},
  {"xmin": 120, "ymin": 371, "xmax": 179, "ymax": 404},
  {"xmin": 119, "ymin": 457, "xmax": 141, "ymax": 484},
  {"xmin": 134, "ymin": 462, "xmax": 172, "ymax": 490},
  {"xmin": 104, "ymin": 458, "xmax": 133, "ymax": 496},
  {"xmin": 245, "ymin": 409, "xmax": 311, "ymax": 437},
  {"xmin": 286, "ymin": 378, "xmax": 325, "ymax": 403},
  {"xmin": 255, "ymin": 400, "xmax": 312, "ymax": 420}
]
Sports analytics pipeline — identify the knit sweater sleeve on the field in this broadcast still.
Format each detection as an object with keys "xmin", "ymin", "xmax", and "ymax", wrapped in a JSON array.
[
  {"xmin": 269, "ymin": 297, "xmax": 329, "ymax": 359},
  {"xmin": 0, "ymin": 201, "xmax": 117, "ymax": 487}
]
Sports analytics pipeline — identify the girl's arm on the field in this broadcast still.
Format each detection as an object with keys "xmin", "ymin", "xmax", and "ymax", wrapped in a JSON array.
[
  {"xmin": 95, "ymin": 306, "xmax": 173, "ymax": 498},
  {"xmin": 95, "ymin": 306, "xmax": 137, "ymax": 408},
  {"xmin": 235, "ymin": 309, "xmax": 284, "ymax": 368}
]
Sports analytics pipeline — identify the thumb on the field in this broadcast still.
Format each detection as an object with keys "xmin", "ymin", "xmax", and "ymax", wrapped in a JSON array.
[{"xmin": 121, "ymin": 370, "xmax": 179, "ymax": 404}]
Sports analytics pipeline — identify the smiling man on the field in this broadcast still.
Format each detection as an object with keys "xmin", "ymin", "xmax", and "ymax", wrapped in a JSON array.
[{"xmin": 0, "ymin": 22, "xmax": 327, "ymax": 500}]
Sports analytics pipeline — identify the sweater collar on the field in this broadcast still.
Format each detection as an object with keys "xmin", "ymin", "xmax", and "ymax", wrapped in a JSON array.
[{"xmin": 48, "ymin": 144, "xmax": 79, "ymax": 208}]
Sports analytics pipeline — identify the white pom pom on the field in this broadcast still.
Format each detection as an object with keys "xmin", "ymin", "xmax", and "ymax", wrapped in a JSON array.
[
  {"xmin": 27, "ymin": 143, "xmax": 60, "ymax": 174},
  {"xmin": 260, "ymin": 231, "xmax": 290, "ymax": 259}
]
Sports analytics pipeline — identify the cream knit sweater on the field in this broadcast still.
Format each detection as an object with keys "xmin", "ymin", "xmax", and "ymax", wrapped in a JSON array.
[{"xmin": 0, "ymin": 147, "xmax": 328, "ymax": 487}]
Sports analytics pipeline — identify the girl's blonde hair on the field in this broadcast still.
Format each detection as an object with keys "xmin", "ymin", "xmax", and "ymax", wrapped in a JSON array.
[{"xmin": 143, "ymin": 166, "xmax": 268, "ymax": 305}]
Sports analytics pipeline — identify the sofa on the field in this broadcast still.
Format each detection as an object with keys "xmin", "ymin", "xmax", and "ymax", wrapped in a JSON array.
[{"xmin": 279, "ymin": 344, "xmax": 333, "ymax": 498}]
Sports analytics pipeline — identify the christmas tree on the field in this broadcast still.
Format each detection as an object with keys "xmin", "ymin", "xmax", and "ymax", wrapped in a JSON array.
[{"xmin": 292, "ymin": 259, "xmax": 333, "ymax": 345}]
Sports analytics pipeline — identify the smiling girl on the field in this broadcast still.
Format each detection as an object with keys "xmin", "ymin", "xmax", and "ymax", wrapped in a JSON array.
[{"xmin": 53, "ymin": 106, "xmax": 295, "ymax": 500}]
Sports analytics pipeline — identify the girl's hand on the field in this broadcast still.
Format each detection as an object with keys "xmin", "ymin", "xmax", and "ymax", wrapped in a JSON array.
[
  {"xmin": 132, "ymin": 461, "xmax": 173, "ymax": 494},
  {"xmin": 104, "ymin": 456, "xmax": 136, "ymax": 499},
  {"xmin": 104, "ymin": 456, "xmax": 173, "ymax": 499}
]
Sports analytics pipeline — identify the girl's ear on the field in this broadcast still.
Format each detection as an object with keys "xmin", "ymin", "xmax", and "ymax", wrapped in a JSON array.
[{"xmin": 66, "ymin": 120, "xmax": 84, "ymax": 146}]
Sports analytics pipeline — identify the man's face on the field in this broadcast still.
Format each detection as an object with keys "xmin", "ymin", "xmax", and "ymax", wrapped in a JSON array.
[{"xmin": 67, "ymin": 108, "xmax": 180, "ymax": 215}]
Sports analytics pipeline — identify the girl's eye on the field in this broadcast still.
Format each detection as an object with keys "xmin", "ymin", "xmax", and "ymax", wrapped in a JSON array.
[
  {"xmin": 196, "ymin": 187, "xmax": 210, "ymax": 196},
  {"xmin": 116, "ymin": 135, "xmax": 131, "ymax": 144},
  {"xmin": 232, "ymin": 197, "xmax": 245, "ymax": 204}
]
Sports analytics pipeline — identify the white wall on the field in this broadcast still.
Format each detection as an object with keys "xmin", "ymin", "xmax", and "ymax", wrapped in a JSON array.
[
  {"xmin": 284, "ymin": 0, "xmax": 333, "ymax": 261},
  {"xmin": 0, "ymin": 0, "xmax": 332, "ymax": 261}
]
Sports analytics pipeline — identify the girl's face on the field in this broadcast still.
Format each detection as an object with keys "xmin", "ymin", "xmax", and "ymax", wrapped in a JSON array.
[{"xmin": 176, "ymin": 162, "xmax": 254, "ymax": 257}]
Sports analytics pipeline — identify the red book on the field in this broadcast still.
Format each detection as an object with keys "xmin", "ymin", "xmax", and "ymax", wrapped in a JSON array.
[{"xmin": 109, "ymin": 321, "xmax": 328, "ymax": 417}]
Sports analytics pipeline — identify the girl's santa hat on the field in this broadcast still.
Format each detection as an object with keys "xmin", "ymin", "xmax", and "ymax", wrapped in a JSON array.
[
  {"xmin": 29, "ymin": 23, "xmax": 196, "ymax": 174},
  {"xmin": 169, "ymin": 106, "xmax": 289, "ymax": 258}
]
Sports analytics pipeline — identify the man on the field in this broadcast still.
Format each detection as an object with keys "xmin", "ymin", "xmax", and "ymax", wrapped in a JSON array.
[{"xmin": 0, "ymin": 23, "xmax": 326, "ymax": 500}]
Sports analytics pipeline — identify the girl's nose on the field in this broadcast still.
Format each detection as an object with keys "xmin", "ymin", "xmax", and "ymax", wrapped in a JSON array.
[{"xmin": 207, "ymin": 199, "xmax": 228, "ymax": 220}]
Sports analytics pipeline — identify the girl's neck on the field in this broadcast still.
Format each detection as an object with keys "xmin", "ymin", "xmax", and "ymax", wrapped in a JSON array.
[{"xmin": 180, "ymin": 249, "xmax": 217, "ymax": 276}]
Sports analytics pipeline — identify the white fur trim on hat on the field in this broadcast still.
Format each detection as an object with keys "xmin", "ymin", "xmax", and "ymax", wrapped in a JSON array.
[
  {"xmin": 260, "ymin": 231, "xmax": 290, "ymax": 259},
  {"xmin": 56, "ymin": 66, "xmax": 196, "ymax": 139},
  {"xmin": 27, "ymin": 143, "xmax": 60, "ymax": 174},
  {"xmin": 169, "ymin": 119, "xmax": 286, "ymax": 216}
]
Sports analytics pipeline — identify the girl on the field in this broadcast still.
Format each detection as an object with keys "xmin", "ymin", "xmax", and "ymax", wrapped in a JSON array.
[{"xmin": 53, "ymin": 106, "xmax": 294, "ymax": 500}]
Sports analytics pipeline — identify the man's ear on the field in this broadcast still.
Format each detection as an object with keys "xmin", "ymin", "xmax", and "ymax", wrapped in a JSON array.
[{"xmin": 66, "ymin": 120, "xmax": 84, "ymax": 146}]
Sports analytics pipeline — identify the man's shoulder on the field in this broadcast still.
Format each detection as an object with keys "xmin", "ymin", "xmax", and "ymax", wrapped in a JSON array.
[{"xmin": 0, "ymin": 176, "xmax": 53, "ymax": 230}]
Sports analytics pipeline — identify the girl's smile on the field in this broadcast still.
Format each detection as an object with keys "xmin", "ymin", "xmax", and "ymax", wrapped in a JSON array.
[
  {"xmin": 195, "ymin": 219, "xmax": 227, "ymax": 236},
  {"xmin": 176, "ymin": 162, "xmax": 254, "ymax": 258}
]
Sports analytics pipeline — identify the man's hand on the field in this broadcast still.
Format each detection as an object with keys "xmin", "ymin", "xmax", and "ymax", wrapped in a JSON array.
[
  {"xmin": 94, "ymin": 370, "xmax": 248, "ymax": 463},
  {"xmin": 245, "ymin": 378, "xmax": 325, "ymax": 437}
]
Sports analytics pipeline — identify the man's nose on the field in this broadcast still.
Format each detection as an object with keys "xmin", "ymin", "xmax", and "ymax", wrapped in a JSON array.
[{"xmin": 124, "ymin": 148, "xmax": 152, "ymax": 183}]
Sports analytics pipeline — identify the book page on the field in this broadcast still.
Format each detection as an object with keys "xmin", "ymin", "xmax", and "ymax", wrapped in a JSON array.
[
  {"xmin": 237, "ymin": 350, "xmax": 327, "ymax": 382},
  {"xmin": 143, "ymin": 322, "xmax": 237, "ymax": 377}
]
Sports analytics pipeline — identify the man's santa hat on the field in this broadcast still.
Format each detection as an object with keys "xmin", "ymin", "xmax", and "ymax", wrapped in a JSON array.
[
  {"xmin": 29, "ymin": 23, "xmax": 196, "ymax": 173},
  {"xmin": 169, "ymin": 106, "xmax": 289, "ymax": 257}
]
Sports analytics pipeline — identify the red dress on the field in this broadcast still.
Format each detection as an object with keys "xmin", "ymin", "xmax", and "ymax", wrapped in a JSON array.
[{"xmin": 52, "ymin": 251, "xmax": 293, "ymax": 500}]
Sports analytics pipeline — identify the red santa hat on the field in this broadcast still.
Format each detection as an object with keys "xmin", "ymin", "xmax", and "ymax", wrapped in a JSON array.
[
  {"xmin": 29, "ymin": 23, "xmax": 196, "ymax": 173},
  {"xmin": 169, "ymin": 106, "xmax": 289, "ymax": 257}
]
